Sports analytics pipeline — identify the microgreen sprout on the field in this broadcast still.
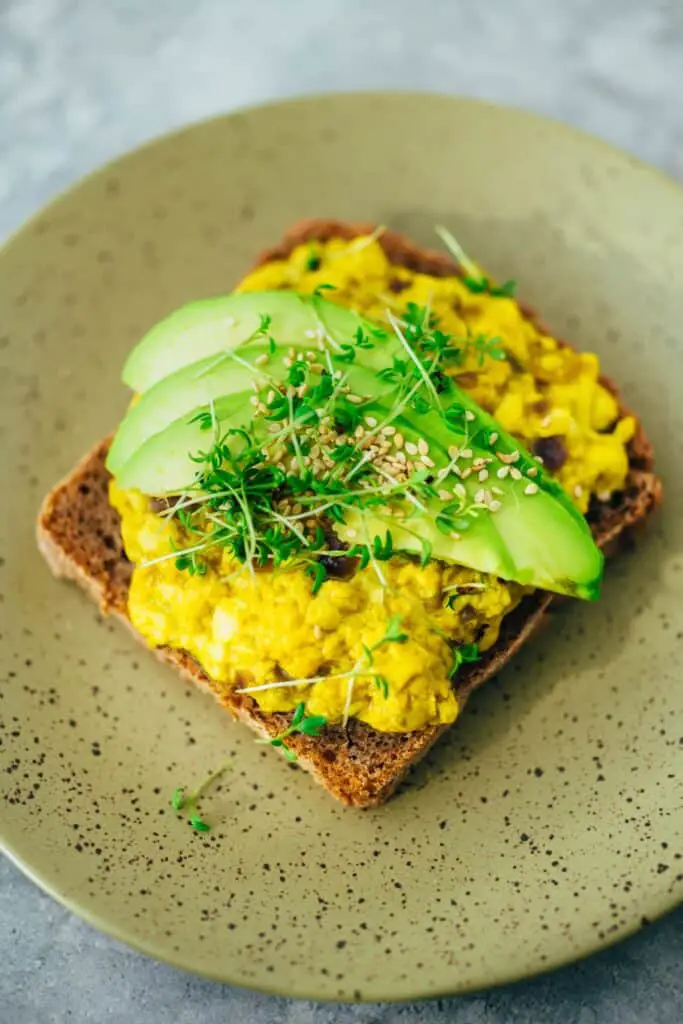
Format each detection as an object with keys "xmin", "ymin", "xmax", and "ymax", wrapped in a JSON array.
[
  {"xmin": 170, "ymin": 756, "xmax": 235, "ymax": 832},
  {"xmin": 261, "ymin": 702, "xmax": 328, "ymax": 761},
  {"xmin": 449, "ymin": 642, "xmax": 481, "ymax": 679},
  {"xmin": 435, "ymin": 224, "xmax": 516, "ymax": 298}
]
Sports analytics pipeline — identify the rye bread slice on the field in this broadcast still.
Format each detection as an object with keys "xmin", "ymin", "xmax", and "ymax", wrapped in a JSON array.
[{"xmin": 37, "ymin": 220, "xmax": 662, "ymax": 807}]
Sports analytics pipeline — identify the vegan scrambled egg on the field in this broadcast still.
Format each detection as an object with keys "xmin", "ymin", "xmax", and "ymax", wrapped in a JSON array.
[{"xmin": 111, "ymin": 235, "xmax": 635, "ymax": 733}]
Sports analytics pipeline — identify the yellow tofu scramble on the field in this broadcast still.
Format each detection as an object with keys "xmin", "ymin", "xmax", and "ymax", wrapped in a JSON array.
[{"xmin": 110, "ymin": 235, "xmax": 635, "ymax": 733}]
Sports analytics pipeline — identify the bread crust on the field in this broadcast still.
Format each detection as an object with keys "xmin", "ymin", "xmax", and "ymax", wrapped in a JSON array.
[{"xmin": 36, "ymin": 220, "xmax": 662, "ymax": 807}]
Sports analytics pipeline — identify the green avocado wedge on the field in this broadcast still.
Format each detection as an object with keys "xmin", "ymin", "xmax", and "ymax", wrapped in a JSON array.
[
  {"xmin": 109, "ymin": 290, "xmax": 603, "ymax": 600},
  {"xmin": 122, "ymin": 290, "xmax": 386, "ymax": 393}
]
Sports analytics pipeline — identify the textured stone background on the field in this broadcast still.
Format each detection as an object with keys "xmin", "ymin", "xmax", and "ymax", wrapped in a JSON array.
[{"xmin": 1, "ymin": 1, "xmax": 682, "ymax": 1021}]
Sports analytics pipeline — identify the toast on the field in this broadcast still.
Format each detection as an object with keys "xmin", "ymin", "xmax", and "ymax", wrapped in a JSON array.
[{"xmin": 37, "ymin": 220, "xmax": 662, "ymax": 807}]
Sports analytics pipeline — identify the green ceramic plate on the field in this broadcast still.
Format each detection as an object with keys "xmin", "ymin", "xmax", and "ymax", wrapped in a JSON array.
[{"xmin": 1, "ymin": 94, "xmax": 681, "ymax": 1002}]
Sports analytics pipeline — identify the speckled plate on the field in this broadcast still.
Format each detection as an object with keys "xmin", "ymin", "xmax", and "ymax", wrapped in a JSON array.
[{"xmin": 1, "ymin": 93, "xmax": 682, "ymax": 1002}]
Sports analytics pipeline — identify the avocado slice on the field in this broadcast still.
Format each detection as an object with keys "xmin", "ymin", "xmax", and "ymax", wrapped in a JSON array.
[
  {"xmin": 108, "ymin": 346, "xmax": 267, "ymax": 475},
  {"xmin": 122, "ymin": 290, "xmax": 386, "ymax": 393},
  {"xmin": 115, "ymin": 395, "xmax": 247, "ymax": 495},
  {"xmin": 109, "ymin": 290, "xmax": 603, "ymax": 599}
]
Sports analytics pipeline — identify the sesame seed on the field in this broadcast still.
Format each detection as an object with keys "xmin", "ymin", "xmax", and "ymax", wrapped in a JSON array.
[
  {"xmin": 474, "ymin": 489, "xmax": 486, "ymax": 504},
  {"xmin": 460, "ymin": 467, "xmax": 472, "ymax": 479},
  {"xmin": 347, "ymin": 394, "xmax": 363, "ymax": 404},
  {"xmin": 596, "ymin": 489, "xmax": 611, "ymax": 502},
  {"xmin": 448, "ymin": 445, "xmax": 460, "ymax": 460},
  {"xmin": 574, "ymin": 484, "xmax": 583, "ymax": 497},
  {"xmin": 489, "ymin": 499, "xmax": 502, "ymax": 512},
  {"xmin": 498, "ymin": 450, "xmax": 520, "ymax": 464},
  {"xmin": 524, "ymin": 483, "xmax": 538, "ymax": 495},
  {"xmin": 510, "ymin": 468, "xmax": 522, "ymax": 480},
  {"xmin": 450, "ymin": 532, "xmax": 461, "ymax": 541},
  {"xmin": 382, "ymin": 425, "xmax": 397, "ymax": 436},
  {"xmin": 465, "ymin": 410, "xmax": 476, "ymax": 422},
  {"xmin": 405, "ymin": 441, "xmax": 418, "ymax": 456},
  {"xmin": 266, "ymin": 389, "xmax": 276, "ymax": 404},
  {"xmin": 527, "ymin": 466, "xmax": 538, "ymax": 477},
  {"xmin": 365, "ymin": 416, "xmax": 378, "ymax": 428},
  {"xmin": 283, "ymin": 356, "xmax": 292, "ymax": 368},
  {"xmin": 254, "ymin": 353, "xmax": 269, "ymax": 367},
  {"xmin": 534, "ymin": 455, "xmax": 544, "ymax": 464},
  {"xmin": 453, "ymin": 483, "xmax": 467, "ymax": 498},
  {"xmin": 497, "ymin": 466, "xmax": 509, "ymax": 479},
  {"xmin": 452, "ymin": 464, "xmax": 462, "ymax": 477},
  {"xmin": 462, "ymin": 448, "xmax": 473, "ymax": 459},
  {"xmin": 304, "ymin": 329, "xmax": 317, "ymax": 339},
  {"xmin": 478, "ymin": 469, "xmax": 489, "ymax": 482},
  {"xmin": 489, "ymin": 431, "xmax": 499, "ymax": 444},
  {"xmin": 346, "ymin": 528, "xmax": 357, "ymax": 539},
  {"xmin": 438, "ymin": 489, "xmax": 451, "ymax": 501},
  {"xmin": 540, "ymin": 415, "xmax": 553, "ymax": 428},
  {"xmin": 292, "ymin": 503, "xmax": 303, "ymax": 514},
  {"xmin": 417, "ymin": 438, "xmax": 429, "ymax": 455},
  {"xmin": 421, "ymin": 455, "xmax": 435, "ymax": 468},
  {"xmin": 395, "ymin": 450, "xmax": 407, "ymax": 464},
  {"xmin": 354, "ymin": 425, "xmax": 365, "ymax": 439},
  {"xmin": 249, "ymin": 395, "xmax": 260, "ymax": 407},
  {"xmin": 491, "ymin": 486, "xmax": 505, "ymax": 496}
]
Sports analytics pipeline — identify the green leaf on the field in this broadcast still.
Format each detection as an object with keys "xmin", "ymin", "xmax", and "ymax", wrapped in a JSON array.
[
  {"xmin": 190, "ymin": 815, "xmax": 210, "ymax": 833},
  {"xmin": 171, "ymin": 787, "xmax": 185, "ymax": 811},
  {"xmin": 374, "ymin": 675, "xmax": 390, "ymax": 699},
  {"xmin": 298, "ymin": 714, "xmax": 327, "ymax": 737},
  {"xmin": 306, "ymin": 561, "xmax": 327, "ymax": 595},
  {"xmin": 291, "ymin": 702, "xmax": 306, "ymax": 728},
  {"xmin": 287, "ymin": 361, "xmax": 307, "ymax": 387},
  {"xmin": 444, "ymin": 403, "xmax": 466, "ymax": 429},
  {"xmin": 382, "ymin": 614, "xmax": 409, "ymax": 645},
  {"xmin": 349, "ymin": 544, "xmax": 371, "ymax": 570},
  {"xmin": 282, "ymin": 745, "xmax": 298, "ymax": 762},
  {"xmin": 410, "ymin": 393, "xmax": 431, "ymax": 414},
  {"xmin": 491, "ymin": 279, "xmax": 516, "ymax": 298},
  {"xmin": 313, "ymin": 283, "xmax": 337, "ymax": 296},
  {"xmin": 188, "ymin": 410, "xmax": 213, "ymax": 431},
  {"xmin": 435, "ymin": 505, "xmax": 472, "ymax": 536},
  {"xmin": 304, "ymin": 247, "xmax": 321, "ymax": 271},
  {"xmin": 449, "ymin": 641, "xmax": 481, "ymax": 678},
  {"xmin": 354, "ymin": 326, "xmax": 374, "ymax": 349},
  {"xmin": 330, "ymin": 443, "xmax": 356, "ymax": 463},
  {"xmin": 372, "ymin": 530, "xmax": 393, "ymax": 561},
  {"xmin": 459, "ymin": 642, "xmax": 480, "ymax": 663},
  {"xmin": 462, "ymin": 275, "xmax": 488, "ymax": 294},
  {"xmin": 419, "ymin": 538, "xmax": 432, "ymax": 568},
  {"xmin": 337, "ymin": 343, "xmax": 356, "ymax": 363}
]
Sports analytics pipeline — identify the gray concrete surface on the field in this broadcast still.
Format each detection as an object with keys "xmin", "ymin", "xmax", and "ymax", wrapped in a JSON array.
[{"xmin": 1, "ymin": 1, "xmax": 682, "ymax": 1021}]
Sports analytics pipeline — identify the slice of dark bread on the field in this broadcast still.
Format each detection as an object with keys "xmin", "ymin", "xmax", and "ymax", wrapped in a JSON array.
[{"xmin": 37, "ymin": 220, "xmax": 662, "ymax": 807}]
